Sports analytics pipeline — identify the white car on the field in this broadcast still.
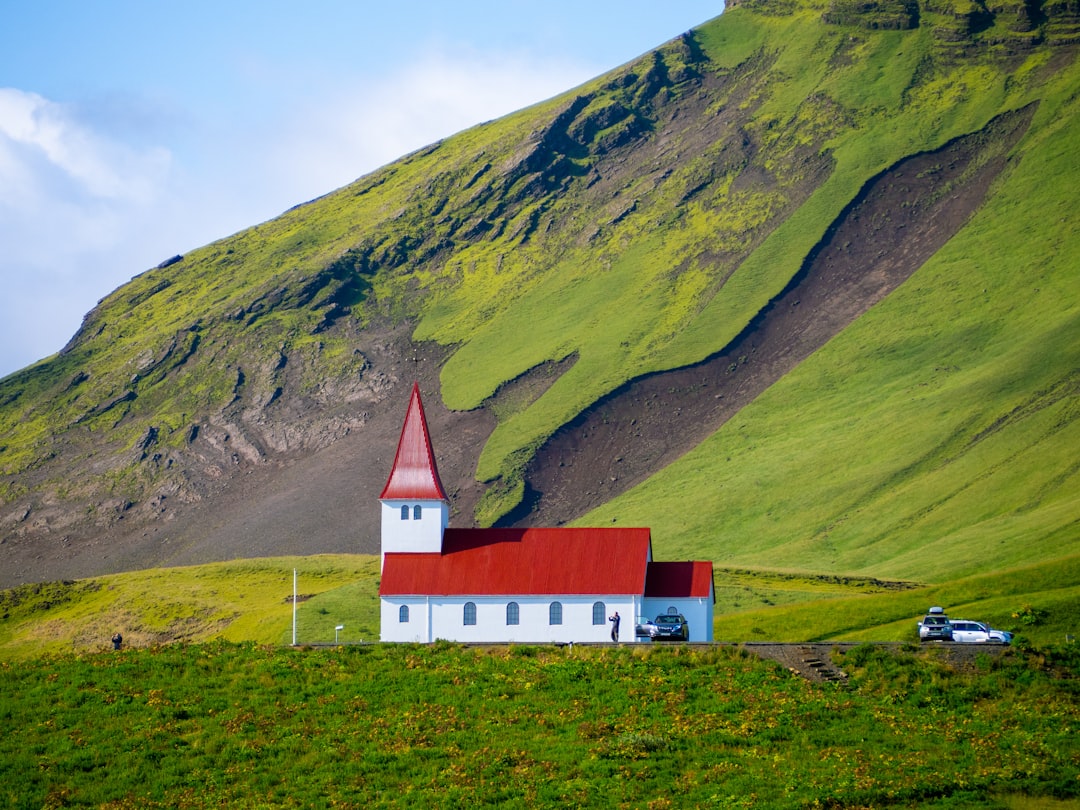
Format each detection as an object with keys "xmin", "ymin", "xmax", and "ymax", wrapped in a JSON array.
[{"xmin": 949, "ymin": 620, "xmax": 1013, "ymax": 644}]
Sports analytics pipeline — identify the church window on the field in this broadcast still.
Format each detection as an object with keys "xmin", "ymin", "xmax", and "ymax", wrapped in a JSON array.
[
  {"xmin": 592, "ymin": 601, "xmax": 606, "ymax": 625},
  {"xmin": 400, "ymin": 505, "xmax": 409, "ymax": 520},
  {"xmin": 549, "ymin": 601, "xmax": 563, "ymax": 625},
  {"xmin": 399, "ymin": 605, "xmax": 409, "ymax": 623},
  {"xmin": 506, "ymin": 602, "xmax": 519, "ymax": 625},
  {"xmin": 464, "ymin": 602, "xmax": 477, "ymax": 626},
  {"xmin": 413, "ymin": 505, "xmax": 422, "ymax": 520}
]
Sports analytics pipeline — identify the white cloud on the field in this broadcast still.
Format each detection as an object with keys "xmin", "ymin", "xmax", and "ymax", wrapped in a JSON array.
[
  {"xmin": 0, "ymin": 89, "xmax": 170, "ymax": 204},
  {"xmin": 0, "ymin": 52, "xmax": 593, "ymax": 378},
  {"xmin": 266, "ymin": 50, "xmax": 592, "ymax": 199},
  {"xmin": 0, "ymin": 88, "xmax": 175, "ymax": 376}
]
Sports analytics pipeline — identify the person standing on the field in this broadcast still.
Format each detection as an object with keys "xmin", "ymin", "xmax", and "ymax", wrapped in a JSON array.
[
  {"xmin": 111, "ymin": 632, "xmax": 123, "ymax": 650},
  {"xmin": 609, "ymin": 611, "xmax": 621, "ymax": 643}
]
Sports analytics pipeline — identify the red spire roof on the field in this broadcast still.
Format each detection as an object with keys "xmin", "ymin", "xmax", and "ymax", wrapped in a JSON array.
[{"xmin": 379, "ymin": 383, "xmax": 449, "ymax": 502}]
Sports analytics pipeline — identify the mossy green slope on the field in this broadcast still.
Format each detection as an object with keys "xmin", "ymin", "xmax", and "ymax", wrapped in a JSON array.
[
  {"xmin": 0, "ymin": 0, "xmax": 1077, "ymax": 594},
  {"xmin": 453, "ymin": 13, "xmax": 1080, "ymax": 522},
  {"xmin": 584, "ymin": 42, "xmax": 1080, "ymax": 581}
]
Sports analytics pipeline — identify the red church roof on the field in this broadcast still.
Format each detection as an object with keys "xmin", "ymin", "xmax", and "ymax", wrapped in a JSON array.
[
  {"xmin": 379, "ymin": 383, "xmax": 449, "ymax": 502},
  {"xmin": 644, "ymin": 561, "xmax": 715, "ymax": 601},
  {"xmin": 379, "ymin": 527, "xmax": 653, "ymax": 596}
]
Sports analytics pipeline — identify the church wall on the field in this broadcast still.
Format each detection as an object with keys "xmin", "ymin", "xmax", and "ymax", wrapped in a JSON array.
[
  {"xmin": 381, "ymin": 595, "xmax": 641, "ymax": 643},
  {"xmin": 379, "ymin": 499, "xmax": 449, "ymax": 566},
  {"xmin": 381, "ymin": 597, "xmax": 430, "ymax": 643}
]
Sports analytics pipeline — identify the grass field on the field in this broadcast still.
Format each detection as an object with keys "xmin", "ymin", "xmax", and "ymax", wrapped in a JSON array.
[
  {"xmin": 1, "ymin": 638, "xmax": 1077, "ymax": 808},
  {"xmin": 0, "ymin": 556, "xmax": 378, "ymax": 660},
  {"xmin": 2, "ymin": 554, "xmax": 1077, "ymax": 660},
  {"xmin": 2, "ymin": 556, "xmax": 1077, "ymax": 807}
]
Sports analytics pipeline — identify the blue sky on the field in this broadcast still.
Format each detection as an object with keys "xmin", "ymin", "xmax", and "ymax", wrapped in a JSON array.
[{"xmin": 0, "ymin": 2, "xmax": 723, "ymax": 379}]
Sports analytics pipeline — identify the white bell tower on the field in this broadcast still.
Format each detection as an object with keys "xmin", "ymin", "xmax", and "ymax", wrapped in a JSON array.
[{"xmin": 379, "ymin": 383, "xmax": 449, "ymax": 569}]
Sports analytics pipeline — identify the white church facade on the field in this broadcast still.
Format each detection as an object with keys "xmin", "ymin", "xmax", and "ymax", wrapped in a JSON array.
[{"xmin": 378, "ymin": 384, "xmax": 715, "ymax": 644}]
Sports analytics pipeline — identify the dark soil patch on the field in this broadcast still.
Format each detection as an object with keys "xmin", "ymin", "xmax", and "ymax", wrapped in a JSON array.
[
  {"xmin": 501, "ymin": 105, "xmax": 1035, "ymax": 527},
  {"xmin": 0, "ymin": 324, "xmax": 495, "ymax": 587}
]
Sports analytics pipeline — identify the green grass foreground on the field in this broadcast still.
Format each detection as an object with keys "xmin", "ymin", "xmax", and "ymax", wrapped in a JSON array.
[{"xmin": 1, "ymin": 642, "xmax": 1077, "ymax": 809}]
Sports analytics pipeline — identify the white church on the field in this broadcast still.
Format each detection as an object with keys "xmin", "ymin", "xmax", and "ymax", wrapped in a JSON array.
[{"xmin": 378, "ymin": 384, "xmax": 715, "ymax": 643}]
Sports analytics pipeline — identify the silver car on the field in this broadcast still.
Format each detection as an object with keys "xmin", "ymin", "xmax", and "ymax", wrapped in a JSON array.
[
  {"xmin": 918, "ymin": 607, "xmax": 953, "ymax": 641},
  {"xmin": 635, "ymin": 617, "xmax": 659, "ymax": 639},
  {"xmin": 950, "ymin": 620, "xmax": 1013, "ymax": 644}
]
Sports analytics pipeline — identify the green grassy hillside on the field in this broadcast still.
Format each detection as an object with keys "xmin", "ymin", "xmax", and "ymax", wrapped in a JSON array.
[
  {"xmin": 0, "ymin": 557, "xmax": 379, "ymax": 660},
  {"xmin": 584, "ymin": 68, "xmax": 1080, "ymax": 580},
  {"xmin": 0, "ymin": 0, "xmax": 1077, "ymax": 602},
  {"xmin": 435, "ymin": 6, "xmax": 1080, "ymax": 515},
  {"xmin": 2, "ymin": 640, "xmax": 1077, "ymax": 808}
]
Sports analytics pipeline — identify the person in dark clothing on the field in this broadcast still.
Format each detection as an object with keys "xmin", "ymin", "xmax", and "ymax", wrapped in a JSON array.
[
  {"xmin": 111, "ymin": 632, "xmax": 123, "ymax": 650},
  {"xmin": 609, "ymin": 612, "xmax": 620, "ymax": 642}
]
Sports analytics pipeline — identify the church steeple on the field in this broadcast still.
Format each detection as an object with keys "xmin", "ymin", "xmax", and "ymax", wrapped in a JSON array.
[
  {"xmin": 380, "ymin": 382, "xmax": 448, "ymax": 502},
  {"xmin": 379, "ymin": 383, "xmax": 450, "ymax": 568}
]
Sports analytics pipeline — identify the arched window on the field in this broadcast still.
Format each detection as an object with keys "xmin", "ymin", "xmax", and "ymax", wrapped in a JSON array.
[
  {"xmin": 506, "ymin": 602, "xmax": 520, "ymax": 625},
  {"xmin": 400, "ymin": 505, "xmax": 409, "ymax": 520},
  {"xmin": 413, "ymin": 505, "xmax": 422, "ymax": 520},
  {"xmin": 399, "ymin": 605, "xmax": 409, "ymax": 623},
  {"xmin": 668, "ymin": 606, "xmax": 678, "ymax": 615},
  {"xmin": 592, "ymin": 601, "xmax": 606, "ymax": 625},
  {"xmin": 463, "ymin": 602, "xmax": 477, "ymax": 626},
  {"xmin": 549, "ymin": 601, "xmax": 563, "ymax": 625}
]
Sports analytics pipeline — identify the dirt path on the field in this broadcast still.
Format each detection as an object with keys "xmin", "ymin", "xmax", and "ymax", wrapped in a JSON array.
[{"xmin": 742, "ymin": 641, "xmax": 1012, "ymax": 682}]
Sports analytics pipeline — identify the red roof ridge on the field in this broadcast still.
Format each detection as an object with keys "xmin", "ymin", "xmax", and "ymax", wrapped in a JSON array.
[
  {"xmin": 380, "ymin": 526, "xmax": 653, "ymax": 596},
  {"xmin": 379, "ymin": 382, "xmax": 449, "ymax": 501},
  {"xmin": 644, "ymin": 560, "xmax": 715, "ymax": 601}
]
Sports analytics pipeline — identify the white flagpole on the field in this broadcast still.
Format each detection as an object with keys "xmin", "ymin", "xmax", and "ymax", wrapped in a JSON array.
[{"xmin": 292, "ymin": 568, "xmax": 297, "ymax": 646}]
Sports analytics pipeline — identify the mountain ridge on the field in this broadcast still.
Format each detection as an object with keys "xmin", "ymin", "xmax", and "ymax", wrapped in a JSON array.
[{"xmin": 1, "ymin": 0, "xmax": 1078, "ymax": 589}]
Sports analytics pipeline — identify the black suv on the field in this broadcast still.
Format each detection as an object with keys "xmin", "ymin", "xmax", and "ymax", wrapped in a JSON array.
[{"xmin": 653, "ymin": 614, "xmax": 689, "ymax": 641}]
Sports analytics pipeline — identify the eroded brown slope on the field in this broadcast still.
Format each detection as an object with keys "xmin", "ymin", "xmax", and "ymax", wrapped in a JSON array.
[
  {"xmin": 0, "ymin": 328, "xmax": 496, "ymax": 587},
  {"xmin": 501, "ymin": 106, "xmax": 1035, "ymax": 528}
]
